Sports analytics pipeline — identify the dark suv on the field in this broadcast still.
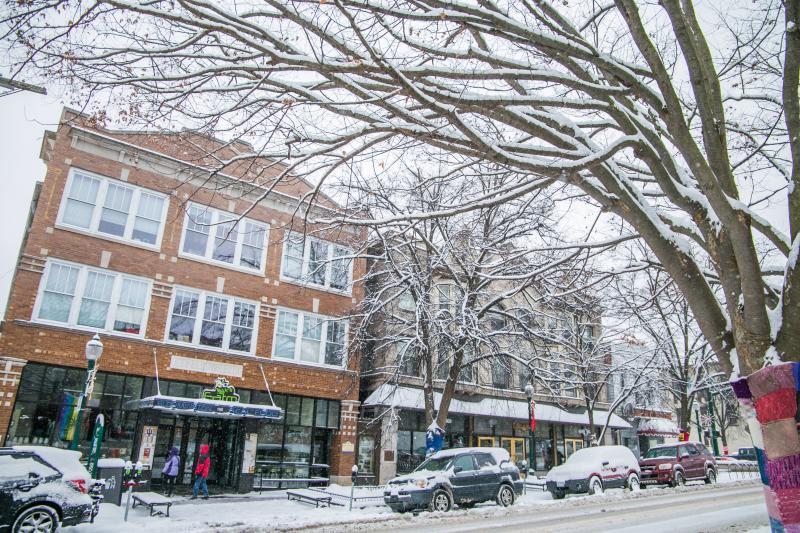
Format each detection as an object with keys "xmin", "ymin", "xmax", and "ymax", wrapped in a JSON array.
[
  {"xmin": 639, "ymin": 442, "xmax": 717, "ymax": 487},
  {"xmin": 1, "ymin": 447, "xmax": 99, "ymax": 533},
  {"xmin": 384, "ymin": 447, "xmax": 523, "ymax": 513}
]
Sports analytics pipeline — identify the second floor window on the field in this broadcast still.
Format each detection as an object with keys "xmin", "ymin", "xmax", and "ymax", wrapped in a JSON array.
[
  {"xmin": 167, "ymin": 288, "xmax": 258, "ymax": 354},
  {"xmin": 36, "ymin": 260, "xmax": 150, "ymax": 336},
  {"xmin": 59, "ymin": 169, "xmax": 167, "ymax": 247},
  {"xmin": 273, "ymin": 309, "xmax": 347, "ymax": 367},
  {"xmin": 281, "ymin": 233, "xmax": 352, "ymax": 292},
  {"xmin": 181, "ymin": 204, "xmax": 268, "ymax": 271}
]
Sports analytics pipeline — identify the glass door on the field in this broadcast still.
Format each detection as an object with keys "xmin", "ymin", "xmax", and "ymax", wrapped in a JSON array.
[
  {"xmin": 477, "ymin": 436, "xmax": 495, "ymax": 447},
  {"xmin": 565, "ymin": 438, "xmax": 583, "ymax": 459},
  {"xmin": 500, "ymin": 437, "xmax": 526, "ymax": 467}
]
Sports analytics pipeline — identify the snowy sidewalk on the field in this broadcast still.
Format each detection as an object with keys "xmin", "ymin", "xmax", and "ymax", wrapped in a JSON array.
[{"xmin": 67, "ymin": 473, "xmax": 760, "ymax": 533}]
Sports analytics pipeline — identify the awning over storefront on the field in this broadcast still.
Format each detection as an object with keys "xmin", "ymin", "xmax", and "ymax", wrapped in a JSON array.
[
  {"xmin": 363, "ymin": 384, "xmax": 632, "ymax": 429},
  {"xmin": 128, "ymin": 395, "xmax": 283, "ymax": 420},
  {"xmin": 636, "ymin": 417, "xmax": 679, "ymax": 437}
]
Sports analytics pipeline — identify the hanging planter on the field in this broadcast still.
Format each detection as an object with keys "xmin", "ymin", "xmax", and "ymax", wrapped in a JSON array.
[{"xmin": 730, "ymin": 362, "xmax": 800, "ymax": 532}]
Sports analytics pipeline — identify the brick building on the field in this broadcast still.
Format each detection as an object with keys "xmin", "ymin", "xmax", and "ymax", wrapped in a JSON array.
[{"xmin": 0, "ymin": 108, "xmax": 365, "ymax": 491}]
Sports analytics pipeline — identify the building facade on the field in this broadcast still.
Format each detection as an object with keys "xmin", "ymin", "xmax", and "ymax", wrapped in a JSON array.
[
  {"xmin": 0, "ymin": 109, "xmax": 365, "ymax": 491},
  {"xmin": 357, "ymin": 273, "xmax": 631, "ymax": 484}
]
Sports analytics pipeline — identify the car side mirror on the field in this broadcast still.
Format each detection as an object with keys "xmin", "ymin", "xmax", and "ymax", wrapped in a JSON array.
[
  {"xmin": 27, "ymin": 472, "xmax": 41, "ymax": 484},
  {"xmin": 453, "ymin": 466, "xmax": 463, "ymax": 474},
  {"xmin": 681, "ymin": 453, "xmax": 690, "ymax": 459},
  {"xmin": 602, "ymin": 461, "xmax": 610, "ymax": 466}
]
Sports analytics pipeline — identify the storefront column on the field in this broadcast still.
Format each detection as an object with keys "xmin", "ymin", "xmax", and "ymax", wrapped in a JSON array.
[
  {"xmin": 329, "ymin": 400, "xmax": 360, "ymax": 486},
  {"xmin": 378, "ymin": 408, "xmax": 398, "ymax": 484},
  {"xmin": 0, "ymin": 357, "xmax": 26, "ymax": 446}
]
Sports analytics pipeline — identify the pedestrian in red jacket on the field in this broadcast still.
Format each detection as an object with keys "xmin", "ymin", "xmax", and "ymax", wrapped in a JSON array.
[{"xmin": 191, "ymin": 444, "xmax": 211, "ymax": 500}]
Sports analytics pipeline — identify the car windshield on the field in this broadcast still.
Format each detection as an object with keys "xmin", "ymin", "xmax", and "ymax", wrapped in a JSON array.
[
  {"xmin": 414, "ymin": 456, "xmax": 453, "ymax": 472},
  {"xmin": 645, "ymin": 447, "xmax": 677, "ymax": 459}
]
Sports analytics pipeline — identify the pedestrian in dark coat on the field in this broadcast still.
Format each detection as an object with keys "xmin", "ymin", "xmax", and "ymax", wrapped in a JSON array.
[
  {"xmin": 161, "ymin": 446, "xmax": 180, "ymax": 497},
  {"xmin": 191, "ymin": 444, "xmax": 211, "ymax": 500}
]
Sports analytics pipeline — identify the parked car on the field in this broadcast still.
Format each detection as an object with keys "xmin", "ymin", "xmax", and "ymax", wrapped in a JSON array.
[
  {"xmin": 639, "ymin": 442, "xmax": 717, "ymax": 487},
  {"xmin": 735, "ymin": 447, "xmax": 757, "ymax": 462},
  {"xmin": 0, "ymin": 446, "xmax": 99, "ymax": 533},
  {"xmin": 384, "ymin": 447, "xmax": 523, "ymax": 513},
  {"xmin": 545, "ymin": 445, "xmax": 641, "ymax": 499}
]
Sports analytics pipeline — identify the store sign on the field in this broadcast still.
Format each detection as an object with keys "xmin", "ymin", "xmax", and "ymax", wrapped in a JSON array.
[
  {"xmin": 138, "ymin": 425, "xmax": 158, "ymax": 468},
  {"xmin": 86, "ymin": 414, "xmax": 105, "ymax": 478},
  {"xmin": 201, "ymin": 377, "xmax": 240, "ymax": 402}
]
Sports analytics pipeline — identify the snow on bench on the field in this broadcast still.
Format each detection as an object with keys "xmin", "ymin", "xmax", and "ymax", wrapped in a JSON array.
[
  {"xmin": 132, "ymin": 491, "xmax": 173, "ymax": 517},
  {"xmin": 286, "ymin": 489, "xmax": 340, "ymax": 508}
]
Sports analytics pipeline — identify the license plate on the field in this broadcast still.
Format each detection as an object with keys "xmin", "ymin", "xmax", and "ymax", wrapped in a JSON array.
[
  {"xmin": 389, "ymin": 496, "xmax": 398, "ymax": 502},
  {"xmin": 557, "ymin": 481, "xmax": 565, "ymax": 488}
]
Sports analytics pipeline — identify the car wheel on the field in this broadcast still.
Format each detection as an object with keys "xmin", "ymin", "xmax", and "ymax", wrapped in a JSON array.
[
  {"xmin": 588, "ymin": 476, "xmax": 603, "ymax": 495},
  {"xmin": 496, "ymin": 485, "xmax": 515, "ymax": 507},
  {"xmin": 705, "ymin": 468, "xmax": 717, "ymax": 484},
  {"xmin": 13, "ymin": 505, "xmax": 59, "ymax": 533},
  {"xmin": 430, "ymin": 489, "xmax": 452, "ymax": 513},
  {"xmin": 628, "ymin": 474, "xmax": 641, "ymax": 491},
  {"xmin": 673, "ymin": 470, "xmax": 685, "ymax": 487},
  {"xmin": 551, "ymin": 490, "xmax": 566, "ymax": 500}
]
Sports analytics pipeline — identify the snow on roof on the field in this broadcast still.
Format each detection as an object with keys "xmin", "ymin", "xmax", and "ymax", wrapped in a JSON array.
[
  {"xmin": 363, "ymin": 384, "xmax": 632, "ymax": 429},
  {"xmin": 637, "ymin": 417, "xmax": 680, "ymax": 436},
  {"xmin": 430, "ymin": 447, "xmax": 511, "ymax": 463}
]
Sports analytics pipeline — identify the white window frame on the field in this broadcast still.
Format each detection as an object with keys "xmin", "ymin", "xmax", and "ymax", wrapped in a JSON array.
[
  {"xmin": 178, "ymin": 203, "xmax": 270, "ymax": 275},
  {"xmin": 164, "ymin": 286, "xmax": 260, "ymax": 356},
  {"xmin": 271, "ymin": 307, "xmax": 348, "ymax": 368},
  {"xmin": 56, "ymin": 168, "xmax": 169, "ymax": 250},
  {"xmin": 32, "ymin": 259, "xmax": 153, "ymax": 339},
  {"xmin": 279, "ymin": 232, "xmax": 353, "ymax": 294}
]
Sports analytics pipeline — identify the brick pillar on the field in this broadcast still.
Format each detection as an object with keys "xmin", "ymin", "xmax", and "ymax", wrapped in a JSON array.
[
  {"xmin": 0, "ymin": 357, "xmax": 27, "ymax": 446},
  {"xmin": 329, "ymin": 399, "xmax": 360, "ymax": 486}
]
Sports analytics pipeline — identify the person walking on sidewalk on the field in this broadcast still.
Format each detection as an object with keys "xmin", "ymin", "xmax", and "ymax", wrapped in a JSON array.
[
  {"xmin": 191, "ymin": 444, "xmax": 211, "ymax": 500},
  {"xmin": 161, "ymin": 446, "xmax": 180, "ymax": 497}
]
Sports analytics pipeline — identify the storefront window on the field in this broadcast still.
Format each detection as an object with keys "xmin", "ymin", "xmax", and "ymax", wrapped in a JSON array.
[
  {"xmin": 357, "ymin": 436, "xmax": 375, "ymax": 474},
  {"xmin": 300, "ymin": 397, "xmax": 314, "ymax": 426},
  {"xmin": 283, "ymin": 426, "xmax": 312, "ymax": 464}
]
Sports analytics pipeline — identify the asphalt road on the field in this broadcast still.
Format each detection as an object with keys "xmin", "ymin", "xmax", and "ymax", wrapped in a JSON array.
[{"xmin": 308, "ymin": 483, "xmax": 767, "ymax": 533}]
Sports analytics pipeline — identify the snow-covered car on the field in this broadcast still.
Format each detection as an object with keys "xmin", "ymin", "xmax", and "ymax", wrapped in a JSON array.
[
  {"xmin": 545, "ymin": 445, "xmax": 640, "ymax": 499},
  {"xmin": 0, "ymin": 446, "xmax": 98, "ymax": 533},
  {"xmin": 639, "ymin": 442, "xmax": 717, "ymax": 487},
  {"xmin": 383, "ymin": 447, "xmax": 523, "ymax": 513}
]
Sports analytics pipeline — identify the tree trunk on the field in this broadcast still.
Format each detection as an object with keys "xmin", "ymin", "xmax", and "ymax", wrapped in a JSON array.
[{"xmin": 730, "ymin": 361, "xmax": 799, "ymax": 531}]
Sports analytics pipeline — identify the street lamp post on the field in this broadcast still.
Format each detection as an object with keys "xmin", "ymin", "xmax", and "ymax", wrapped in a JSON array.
[
  {"xmin": 524, "ymin": 384, "xmax": 535, "ymax": 476},
  {"xmin": 706, "ymin": 389, "xmax": 720, "ymax": 457},
  {"xmin": 69, "ymin": 335, "xmax": 104, "ymax": 451}
]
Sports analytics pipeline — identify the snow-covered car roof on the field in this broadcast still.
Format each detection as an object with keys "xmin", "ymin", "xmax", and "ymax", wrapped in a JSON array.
[
  {"xmin": 13, "ymin": 446, "xmax": 91, "ymax": 482},
  {"xmin": 563, "ymin": 445, "xmax": 638, "ymax": 465},
  {"xmin": 648, "ymin": 441, "xmax": 703, "ymax": 450},
  {"xmin": 428, "ymin": 447, "xmax": 512, "ymax": 464}
]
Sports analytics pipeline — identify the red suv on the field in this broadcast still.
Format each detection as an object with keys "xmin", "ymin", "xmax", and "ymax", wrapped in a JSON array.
[{"xmin": 639, "ymin": 442, "xmax": 717, "ymax": 487}]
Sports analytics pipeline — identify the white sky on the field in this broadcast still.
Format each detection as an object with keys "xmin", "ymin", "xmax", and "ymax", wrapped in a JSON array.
[{"xmin": 0, "ymin": 91, "xmax": 63, "ymax": 314}]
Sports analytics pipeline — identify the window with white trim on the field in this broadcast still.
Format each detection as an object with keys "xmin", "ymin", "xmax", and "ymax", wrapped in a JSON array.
[
  {"xmin": 166, "ymin": 288, "xmax": 258, "ymax": 354},
  {"xmin": 180, "ymin": 203, "xmax": 268, "ymax": 272},
  {"xmin": 273, "ymin": 309, "xmax": 347, "ymax": 367},
  {"xmin": 58, "ymin": 169, "xmax": 167, "ymax": 247},
  {"xmin": 36, "ymin": 261, "xmax": 151, "ymax": 336},
  {"xmin": 280, "ymin": 233, "xmax": 352, "ymax": 292}
]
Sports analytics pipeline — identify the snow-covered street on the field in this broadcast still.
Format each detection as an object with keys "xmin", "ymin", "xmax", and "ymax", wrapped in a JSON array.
[{"xmin": 67, "ymin": 475, "xmax": 765, "ymax": 533}]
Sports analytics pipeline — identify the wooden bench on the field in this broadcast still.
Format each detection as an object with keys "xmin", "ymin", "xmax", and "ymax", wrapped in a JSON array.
[
  {"xmin": 131, "ymin": 491, "xmax": 173, "ymax": 517},
  {"xmin": 286, "ymin": 489, "xmax": 335, "ymax": 508}
]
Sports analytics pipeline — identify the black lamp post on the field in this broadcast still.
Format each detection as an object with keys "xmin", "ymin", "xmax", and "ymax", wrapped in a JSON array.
[
  {"xmin": 69, "ymin": 334, "xmax": 104, "ymax": 451},
  {"xmin": 525, "ymin": 384, "xmax": 535, "ymax": 474}
]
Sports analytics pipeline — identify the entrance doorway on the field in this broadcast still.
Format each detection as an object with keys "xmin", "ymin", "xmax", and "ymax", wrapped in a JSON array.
[
  {"xmin": 476, "ymin": 436, "xmax": 495, "ymax": 448},
  {"xmin": 500, "ymin": 437, "xmax": 526, "ymax": 466},
  {"xmin": 151, "ymin": 415, "xmax": 243, "ymax": 493},
  {"xmin": 565, "ymin": 438, "xmax": 583, "ymax": 459}
]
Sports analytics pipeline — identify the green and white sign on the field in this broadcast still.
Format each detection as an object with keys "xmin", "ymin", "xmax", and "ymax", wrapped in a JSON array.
[{"xmin": 87, "ymin": 413, "xmax": 105, "ymax": 478}]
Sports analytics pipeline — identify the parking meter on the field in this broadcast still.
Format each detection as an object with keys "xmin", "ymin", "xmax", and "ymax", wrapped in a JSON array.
[{"xmin": 349, "ymin": 465, "xmax": 358, "ymax": 511}]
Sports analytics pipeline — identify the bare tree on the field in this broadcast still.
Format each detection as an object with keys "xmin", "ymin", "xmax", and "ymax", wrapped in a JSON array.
[
  {"xmin": 5, "ymin": 1, "xmax": 796, "ymax": 380},
  {"xmin": 355, "ymin": 167, "xmax": 571, "ymax": 430}
]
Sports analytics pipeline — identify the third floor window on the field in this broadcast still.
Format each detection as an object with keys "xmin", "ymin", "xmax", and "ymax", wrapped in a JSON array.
[
  {"xmin": 58, "ymin": 169, "xmax": 168, "ymax": 247},
  {"xmin": 281, "ymin": 232, "xmax": 352, "ymax": 292},
  {"xmin": 180, "ymin": 203, "xmax": 268, "ymax": 272}
]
